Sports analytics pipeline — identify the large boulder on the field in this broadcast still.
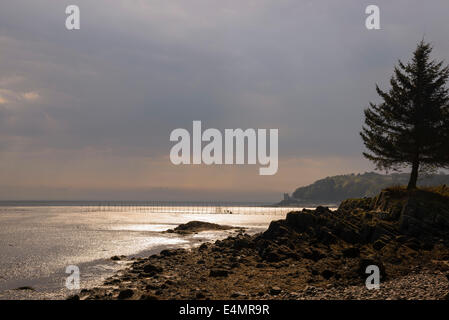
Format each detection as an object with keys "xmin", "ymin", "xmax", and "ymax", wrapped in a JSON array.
[
  {"xmin": 400, "ymin": 197, "xmax": 449, "ymax": 242},
  {"xmin": 142, "ymin": 263, "xmax": 163, "ymax": 274}
]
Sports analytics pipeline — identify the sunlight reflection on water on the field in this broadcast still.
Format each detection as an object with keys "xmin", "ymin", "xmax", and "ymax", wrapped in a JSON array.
[{"xmin": 0, "ymin": 204, "xmax": 320, "ymax": 299}]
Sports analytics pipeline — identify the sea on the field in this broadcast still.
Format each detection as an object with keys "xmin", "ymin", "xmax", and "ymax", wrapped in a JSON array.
[{"xmin": 0, "ymin": 201, "xmax": 324, "ymax": 300}]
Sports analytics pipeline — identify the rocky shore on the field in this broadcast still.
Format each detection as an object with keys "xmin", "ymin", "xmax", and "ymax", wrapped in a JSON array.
[
  {"xmin": 74, "ymin": 187, "xmax": 449, "ymax": 300},
  {"xmin": 164, "ymin": 221, "xmax": 244, "ymax": 235}
]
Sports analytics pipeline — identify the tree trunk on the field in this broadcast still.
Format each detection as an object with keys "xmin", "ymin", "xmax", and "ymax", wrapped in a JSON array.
[{"xmin": 407, "ymin": 159, "xmax": 419, "ymax": 190}]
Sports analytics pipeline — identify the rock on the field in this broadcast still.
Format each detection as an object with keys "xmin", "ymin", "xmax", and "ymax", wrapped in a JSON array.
[
  {"xmin": 304, "ymin": 286, "xmax": 316, "ymax": 295},
  {"xmin": 302, "ymin": 248, "xmax": 326, "ymax": 261},
  {"xmin": 339, "ymin": 198, "xmax": 373, "ymax": 211},
  {"xmin": 233, "ymin": 238, "xmax": 252, "ymax": 250},
  {"xmin": 162, "ymin": 280, "xmax": 174, "ymax": 288},
  {"xmin": 342, "ymin": 247, "xmax": 360, "ymax": 258},
  {"xmin": 399, "ymin": 197, "xmax": 449, "ymax": 241},
  {"xmin": 404, "ymin": 239, "xmax": 420, "ymax": 251},
  {"xmin": 199, "ymin": 243, "xmax": 208, "ymax": 251},
  {"xmin": 230, "ymin": 291, "xmax": 247, "ymax": 298},
  {"xmin": 160, "ymin": 249, "xmax": 177, "ymax": 256},
  {"xmin": 209, "ymin": 269, "xmax": 229, "ymax": 277},
  {"xmin": 261, "ymin": 221, "xmax": 292, "ymax": 240},
  {"xmin": 140, "ymin": 294, "xmax": 158, "ymax": 300},
  {"xmin": 315, "ymin": 206, "xmax": 331, "ymax": 215},
  {"xmin": 239, "ymin": 257, "xmax": 251, "ymax": 265},
  {"xmin": 269, "ymin": 286, "xmax": 282, "ymax": 295},
  {"xmin": 105, "ymin": 278, "xmax": 121, "ymax": 285},
  {"xmin": 145, "ymin": 284, "xmax": 159, "ymax": 290},
  {"xmin": 321, "ymin": 270, "xmax": 334, "ymax": 280},
  {"xmin": 373, "ymin": 240, "xmax": 386, "ymax": 250},
  {"xmin": 263, "ymin": 250, "xmax": 284, "ymax": 262},
  {"xmin": 143, "ymin": 263, "xmax": 163, "ymax": 274},
  {"xmin": 319, "ymin": 228, "xmax": 338, "ymax": 244},
  {"xmin": 118, "ymin": 289, "xmax": 134, "ymax": 299},
  {"xmin": 444, "ymin": 291, "xmax": 449, "ymax": 300},
  {"xmin": 339, "ymin": 227, "xmax": 362, "ymax": 244},
  {"xmin": 284, "ymin": 212, "xmax": 316, "ymax": 232},
  {"xmin": 111, "ymin": 255, "xmax": 121, "ymax": 261},
  {"xmin": 14, "ymin": 286, "xmax": 35, "ymax": 291},
  {"xmin": 166, "ymin": 221, "xmax": 234, "ymax": 234},
  {"xmin": 395, "ymin": 235, "xmax": 408, "ymax": 243}
]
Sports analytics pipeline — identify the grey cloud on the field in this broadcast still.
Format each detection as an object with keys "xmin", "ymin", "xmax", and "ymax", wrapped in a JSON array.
[{"xmin": 0, "ymin": 0, "xmax": 448, "ymax": 199}]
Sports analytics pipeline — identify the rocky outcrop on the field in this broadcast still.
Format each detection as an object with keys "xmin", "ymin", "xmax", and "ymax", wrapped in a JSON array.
[
  {"xmin": 399, "ymin": 197, "xmax": 449, "ymax": 242},
  {"xmin": 165, "ymin": 221, "xmax": 241, "ymax": 235},
  {"xmin": 272, "ymin": 188, "xmax": 447, "ymax": 250}
]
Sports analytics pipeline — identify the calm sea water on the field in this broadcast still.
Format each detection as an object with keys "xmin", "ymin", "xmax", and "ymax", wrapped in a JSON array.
[{"xmin": 0, "ymin": 203, "xmax": 311, "ymax": 300}]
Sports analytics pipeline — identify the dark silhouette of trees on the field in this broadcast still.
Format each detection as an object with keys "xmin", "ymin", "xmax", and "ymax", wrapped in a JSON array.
[{"xmin": 361, "ymin": 41, "xmax": 449, "ymax": 189}]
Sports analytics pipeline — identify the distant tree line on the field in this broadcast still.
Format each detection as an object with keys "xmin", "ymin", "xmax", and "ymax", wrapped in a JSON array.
[{"xmin": 291, "ymin": 172, "xmax": 449, "ymax": 203}]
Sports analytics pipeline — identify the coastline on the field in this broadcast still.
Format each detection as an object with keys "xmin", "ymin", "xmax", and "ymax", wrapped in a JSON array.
[
  {"xmin": 74, "ymin": 228, "xmax": 449, "ymax": 300},
  {"xmin": 75, "ymin": 190, "xmax": 449, "ymax": 300},
  {"xmin": 0, "ymin": 226, "xmax": 255, "ymax": 300},
  {"xmin": 0, "ymin": 204, "xmax": 275, "ymax": 300}
]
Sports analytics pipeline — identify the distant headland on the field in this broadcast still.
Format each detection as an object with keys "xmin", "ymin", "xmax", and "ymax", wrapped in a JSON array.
[{"xmin": 277, "ymin": 172, "xmax": 449, "ymax": 206}]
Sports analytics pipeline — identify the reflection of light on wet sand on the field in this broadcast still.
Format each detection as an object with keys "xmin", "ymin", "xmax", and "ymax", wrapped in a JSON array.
[
  {"xmin": 107, "ymin": 224, "xmax": 173, "ymax": 232},
  {"xmin": 138, "ymin": 236, "xmax": 189, "ymax": 246},
  {"xmin": 189, "ymin": 230, "xmax": 244, "ymax": 241}
]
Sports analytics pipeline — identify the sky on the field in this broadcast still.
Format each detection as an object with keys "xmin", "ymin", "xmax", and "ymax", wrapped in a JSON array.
[{"xmin": 0, "ymin": 0, "xmax": 449, "ymax": 201}]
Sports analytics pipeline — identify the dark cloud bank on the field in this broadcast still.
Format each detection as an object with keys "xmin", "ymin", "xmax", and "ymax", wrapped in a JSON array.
[{"xmin": 0, "ymin": 1, "xmax": 448, "ymax": 201}]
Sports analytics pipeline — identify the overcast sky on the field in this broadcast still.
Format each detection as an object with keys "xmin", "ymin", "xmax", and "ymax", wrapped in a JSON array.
[{"xmin": 1, "ymin": 0, "xmax": 448, "ymax": 201}]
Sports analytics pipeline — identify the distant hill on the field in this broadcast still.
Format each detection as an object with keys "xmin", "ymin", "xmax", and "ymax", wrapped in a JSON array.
[{"xmin": 281, "ymin": 172, "xmax": 449, "ymax": 205}]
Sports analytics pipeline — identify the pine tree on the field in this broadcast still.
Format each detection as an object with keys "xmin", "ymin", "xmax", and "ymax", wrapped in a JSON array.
[{"xmin": 361, "ymin": 41, "xmax": 449, "ymax": 190}]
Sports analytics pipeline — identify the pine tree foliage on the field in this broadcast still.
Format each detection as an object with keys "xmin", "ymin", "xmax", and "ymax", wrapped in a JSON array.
[{"xmin": 361, "ymin": 41, "xmax": 449, "ymax": 189}]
